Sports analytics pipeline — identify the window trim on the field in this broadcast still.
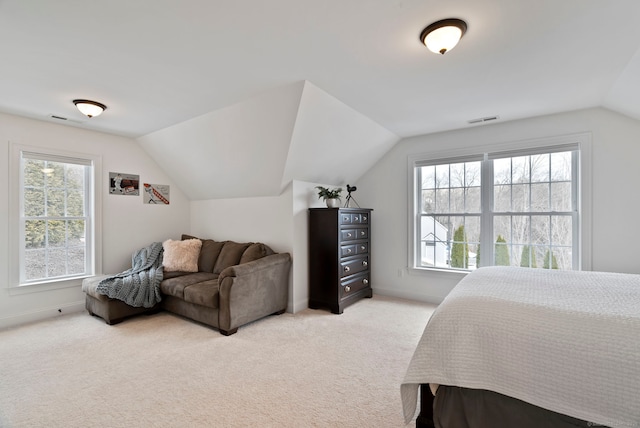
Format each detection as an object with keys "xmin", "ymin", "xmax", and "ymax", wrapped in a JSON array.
[
  {"xmin": 407, "ymin": 132, "xmax": 592, "ymax": 275},
  {"xmin": 9, "ymin": 143, "xmax": 103, "ymax": 292}
]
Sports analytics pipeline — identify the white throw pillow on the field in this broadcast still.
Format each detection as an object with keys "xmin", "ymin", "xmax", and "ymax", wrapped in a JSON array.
[{"xmin": 162, "ymin": 238, "xmax": 202, "ymax": 272}]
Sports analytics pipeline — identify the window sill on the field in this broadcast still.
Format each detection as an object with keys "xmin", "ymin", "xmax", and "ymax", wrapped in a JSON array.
[
  {"xmin": 8, "ymin": 277, "xmax": 88, "ymax": 295},
  {"xmin": 408, "ymin": 266, "xmax": 470, "ymax": 278}
]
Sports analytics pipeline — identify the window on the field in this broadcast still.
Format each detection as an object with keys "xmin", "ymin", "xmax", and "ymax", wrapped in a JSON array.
[
  {"xmin": 10, "ymin": 145, "xmax": 101, "ymax": 287},
  {"xmin": 411, "ymin": 141, "xmax": 582, "ymax": 272}
]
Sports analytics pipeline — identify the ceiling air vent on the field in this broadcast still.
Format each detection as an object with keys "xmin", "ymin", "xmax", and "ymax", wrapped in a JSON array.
[
  {"xmin": 48, "ymin": 114, "xmax": 83, "ymax": 124},
  {"xmin": 468, "ymin": 115, "xmax": 499, "ymax": 125}
]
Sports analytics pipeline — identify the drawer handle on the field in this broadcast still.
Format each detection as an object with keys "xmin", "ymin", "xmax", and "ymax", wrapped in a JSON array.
[
  {"xmin": 360, "ymin": 246, "xmax": 366, "ymax": 251},
  {"xmin": 360, "ymin": 231, "xmax": 366, "ymax": 236},
  {"xmin": 345, "ymin": 285, "xmax": 351, "ymax": 292},
  {"xmin": 362, "ymin": 260, "xmax": 368, "ymax": 267},
  {"xmin": 344, "ymin": 266, "xmax": 351, "ymax": 272},
  {"xmin": 347, "ymin": 232, "xmax": 353, "ymax": 238},
  {"xmin": 347, "ymin": 248, "xmax": 353, "ymax": 254},
  {"xmin": 362, "ymin": 216, "xmax": 367, "ymax": 221},
  {"xmin": 362, "ymin": 279, "xmax": 369, "ymax": 285}
]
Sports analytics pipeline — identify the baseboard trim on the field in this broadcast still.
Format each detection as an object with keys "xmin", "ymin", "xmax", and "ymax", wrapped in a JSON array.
[
  {"xmin": 0, "ymin": 300, "xmax": 85, "ymax": 330},
  {"xmin": 372, "ymin": 287, "xmax": 444, "ymax": 305}
]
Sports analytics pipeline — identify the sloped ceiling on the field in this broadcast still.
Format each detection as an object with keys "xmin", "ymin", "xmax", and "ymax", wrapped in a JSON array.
[
  {"xmin": 138, "ymin": 81, "xmax": 399, "ymax": 200},
  {"xmin": 2, "ymin": 0, "xmax": 640, "ymax": 200}
]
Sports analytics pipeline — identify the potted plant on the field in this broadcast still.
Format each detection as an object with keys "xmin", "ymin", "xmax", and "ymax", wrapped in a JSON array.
[{"xmin": 315, "ymin": 186, "xmax": 342, "ymax": 208}]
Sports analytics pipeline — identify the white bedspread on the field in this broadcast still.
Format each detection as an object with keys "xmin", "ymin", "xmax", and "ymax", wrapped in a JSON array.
[{"xmin": 401, "ymin": 266, "xmax": 640, "ymax": 428}]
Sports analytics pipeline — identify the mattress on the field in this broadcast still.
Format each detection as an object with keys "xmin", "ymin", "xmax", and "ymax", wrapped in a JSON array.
[{"xmin": 401, "ymin": 266, "xmax": 640, "ymax": 428}]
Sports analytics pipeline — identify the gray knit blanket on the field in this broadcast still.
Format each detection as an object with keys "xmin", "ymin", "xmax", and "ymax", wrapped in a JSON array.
[{"xmin": 96, "ymin": 242, "xmax": 164, "ymax": 308}]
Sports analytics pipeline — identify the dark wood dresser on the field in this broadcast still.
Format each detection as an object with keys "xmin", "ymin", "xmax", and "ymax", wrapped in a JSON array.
[{"xmin": 308, "ymin": 208, "xmax": 373, "ymax": 314}]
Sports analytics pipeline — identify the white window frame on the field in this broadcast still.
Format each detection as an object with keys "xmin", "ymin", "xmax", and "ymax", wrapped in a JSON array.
[
  {"xmin": 407, "ymin": 133, "xmax": 592, "ymax": 275},
  {"xmin": 9, "ymin": 143, "xmax": 102, "ymax": 293}
]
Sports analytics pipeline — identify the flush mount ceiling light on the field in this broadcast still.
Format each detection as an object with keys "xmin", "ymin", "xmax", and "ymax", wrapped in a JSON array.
[
  {"xmin": 73, "ymin": 99, "xmax": 107, "ymax": 118},
  {"xmin": 420, "ymin": 18, "xmax": 467, "ymax": 55}
]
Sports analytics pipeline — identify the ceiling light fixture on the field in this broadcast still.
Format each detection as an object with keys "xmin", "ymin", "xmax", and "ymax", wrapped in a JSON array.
[
  {"xmin": 73, "ymin": 99, "xmax": 107, "ymax": 118},
  {"xmin": 420, "ymin": 18, "xmax": 467, "ymax": 55}
]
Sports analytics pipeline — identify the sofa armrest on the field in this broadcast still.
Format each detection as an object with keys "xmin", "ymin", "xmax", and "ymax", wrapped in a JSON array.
[{"xmin": 217, "ymin": 253, "xmax": 291, "ymax": 334}]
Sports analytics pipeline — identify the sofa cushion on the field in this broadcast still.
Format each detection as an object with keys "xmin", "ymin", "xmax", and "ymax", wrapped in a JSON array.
[
  {"xmin": 160, "ymin": 272, "xmax": 218, "ymax": 299},
  {"xmin": 163, "ymin": 239, "xmax": 202, "ymax": 272},
  {"xmin": 182, "ymin": 234, "xmax": 225, "ymax": 273},
  {"xmin": 239, "ymin": 242, "xmax": 274, "ymax": 264},
  {"xmin": 213, "ymin": 241, "xmax": 251, "ymax": 274},
  {"xmin": 184, "ymin": 280, "xmax": 219, "ymax": 309}
]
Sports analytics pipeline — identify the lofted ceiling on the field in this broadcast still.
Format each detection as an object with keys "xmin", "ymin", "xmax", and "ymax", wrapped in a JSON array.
[{"xmin": 2, "ymin": 0, "xmax": 640, "ymax": 199}]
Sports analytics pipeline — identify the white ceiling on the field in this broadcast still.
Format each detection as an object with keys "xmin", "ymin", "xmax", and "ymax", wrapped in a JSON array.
[{"xmin": 2, "ymin": 0, "xmax": 640, "ymax": 198}]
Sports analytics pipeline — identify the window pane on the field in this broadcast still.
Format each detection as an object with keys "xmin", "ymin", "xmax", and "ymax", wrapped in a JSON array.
[
  {"xmin": 66, "ymin": 164, "xmax": 85, "ymax": 188},
  {"xmin": 530, "ymin": 183, "xmax": 549, "ymax": 211},
  {"xmin": 450, "ymin": 188, "xmax": 465, "ymax": 213},
  {"xmin": 551, "ymin": 216, "xmax": 572, "ymax": 246},
  {"xmin": 530, "ymin": 153, "xmax": 549, "ymax": 183},
  {"xmin": 466, "ymin": 186, "xmax": 481, "ymax": 212},
  {"xmin": 493, "ymin": 215, "xmax": 512, "ymax": 245},
  {"xmin": 24, "ymin": 188, "xmax": 45, "ymax": 216},
  {"xmin": 550, "ymin": 182, "xmax": 571, "ymax": 211},
  {"xmin": 25, "ymin": 220, "xmax": 46, "ymax": 249},
  {"xmin": 48, "ymin": 248, "xmax": 67, "ymax": 277},
  {"xmin": 494, "ymin": 184, "xmax": 510, "ymax": 212},
  {"xmin": 24, "ymin": 249, "xmax": 46, "ymax": 280},
  {"xmin": 551, "ymin": 152, "xmax": 572, "ymax": 181},
  {"xmin": 421, "ymin": 165, "xmax": 435, "ymax": 189},
  {"xmin": 420, "ymin": 215, "xmax": 449, "ymax": 268},
  {"xmin": 67, "ymin": 189, "xmax": 84, "ymax": 216},
  {"xmin": 24, "ymin": 159, "xmax": 45, "ymax": 187},
  {"xmin": 465, "ymin": 162, "xmax": 481, "ymax": 187},
  {"xmin": 450, "ymin": 163, "xmax": 465, "ymax": 188},
  {"xmin": 47, "ymin": 188, "xmax": 65, "ymax": 216},
  {"xmin": 435, "ymin": 164, "xmax": 449, "ymax": 188},
  {"xmin": 512, "ymin": 156, "xmax": 529, "ymax": 183},
  {"xmin": 531, "ymin": 215, "xmax": 550, "ymax": 246},
  {"xmin": 68, "ymin": 247, "xmax": 86, "ymax": 275},
  {"xmin": 494, "ymin": 158, "xmax": 511, "ymax": 185},
  {"xmin": 68, "ymin": 220, "xmax": 85, "ymax": 244},
  {"xmin": 48, "ymin": 220, "xmax": 66, "ymax": 247},
  {"xmin": 435, "ymin": 188, "xmax": 449, "ymax": 213},
  {"xmin": 512, "ymin": 184, "xmax": 529, "ymax": 211},
  {"xmin": 550, "ymin": 247, "xmax": 572, "ymax": 270}
]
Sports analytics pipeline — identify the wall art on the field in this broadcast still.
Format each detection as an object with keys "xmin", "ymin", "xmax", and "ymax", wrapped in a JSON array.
[
  {"xmin": 109, "ymin": 172, "xmax": 139, "ymax": 195},
  {"xmin": 143, "ymin": 183, "xmax": 170, "ymax": 204}
]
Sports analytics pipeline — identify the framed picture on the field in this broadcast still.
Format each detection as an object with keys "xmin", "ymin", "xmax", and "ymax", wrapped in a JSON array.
[
  {"xmin": 109, "ymin": 172, "xmax": 139, "ymax": 196},
  {"xmin": 143, "ymin": 183, "xmax": 170, "ymax": 204}
]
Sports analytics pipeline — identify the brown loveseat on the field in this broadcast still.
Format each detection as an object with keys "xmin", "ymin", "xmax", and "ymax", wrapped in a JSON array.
[{"xmin": 82, "ymin": 235, "xmax": 291, "ymax": 335}]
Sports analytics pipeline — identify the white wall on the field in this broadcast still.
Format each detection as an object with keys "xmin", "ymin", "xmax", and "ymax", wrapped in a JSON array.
[
  {"xmin": 189, "ymin": 180, "xmax": 339, "ymax": 314},
  {"xmin": 0, "ymin": 113, "xmax": 190, "ymax": 329},
  {"xmin": 355, "ymin": 107, "xmax": 640, "ymax": 304}
]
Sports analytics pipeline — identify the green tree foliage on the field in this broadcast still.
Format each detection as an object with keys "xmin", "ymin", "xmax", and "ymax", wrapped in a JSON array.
[
  {"xmin": 520, "ymin": 245, "xmax": 537, "ymax": 268},
  {"xmin": 23, "ymin": 159, "xmax": 87, "ymax": 278},
  {"xmin": 495, "ymin": 235, "xmax": 510, "ymax": 266},
  {"xmin": 543, "ymin": 250, "xmax": 559, "ymax": 269},
  {"xmin": 450, "ymin": 225, "xmax": 469, "ymax": 268}
]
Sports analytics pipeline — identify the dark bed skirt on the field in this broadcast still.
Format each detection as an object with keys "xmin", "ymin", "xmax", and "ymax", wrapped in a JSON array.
[{"xmin": 417, "ymin": 384, "xmax": 609, "ymax": 428}]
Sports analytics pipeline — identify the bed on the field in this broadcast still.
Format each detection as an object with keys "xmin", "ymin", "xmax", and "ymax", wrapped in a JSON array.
[{"xmin": 401, "ymin": 266, "xmax": 640, "ymax": 428}]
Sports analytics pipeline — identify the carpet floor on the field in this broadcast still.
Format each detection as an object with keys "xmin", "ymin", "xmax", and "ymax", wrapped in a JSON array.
[{"xmin": 0, "ymin": 295, "xmax": 435, "ymax": 428}]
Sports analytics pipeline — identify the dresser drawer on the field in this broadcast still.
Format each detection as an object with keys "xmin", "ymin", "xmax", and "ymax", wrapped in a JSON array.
[
  {"xmin": 340, "ymin": 256, "xmax": 369, "ymax": 277},
  {"xmin": 341, "ymin": 244, "xmax": 357, "ymax": 257},
  {"xmin": 341, "ymin": 242, "xmax": 368, "ymax": 257},
  {"xmin": 340, "ymin": 212, "xmax": 370, "ymax": 225},
  {"xmin": 341, "ymin": 229, "xmax": 358, "ymax": 241},
  {"xmin": 341, "ymin": 272, "xmax": 370, "ymax": 298},
  {"xmin": 340, "ymin": 213, "xmax": 353, "ymax": 224}
]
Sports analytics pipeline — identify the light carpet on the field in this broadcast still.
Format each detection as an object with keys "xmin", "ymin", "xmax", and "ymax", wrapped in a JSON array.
[{"xmin": 0, "ymin": 295, "xmax": 435, "ymax": 428}]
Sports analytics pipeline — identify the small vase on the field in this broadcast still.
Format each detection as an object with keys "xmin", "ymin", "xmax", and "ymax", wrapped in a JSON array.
[{"xmin": 325, "ymin": 198, "xmax": 340, "ymax": 208}]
